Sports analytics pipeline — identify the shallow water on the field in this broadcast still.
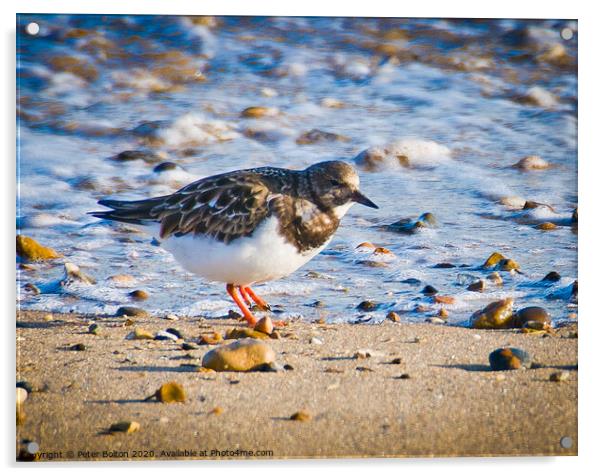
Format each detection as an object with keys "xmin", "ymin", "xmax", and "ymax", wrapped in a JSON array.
[{"xmin": 17, "ymin": 15, "xmax": 577, "ymax": 325}]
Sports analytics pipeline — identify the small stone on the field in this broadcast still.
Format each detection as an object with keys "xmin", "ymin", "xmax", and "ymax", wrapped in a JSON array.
[
  {"xmin": 290, "ymin": 411, "xmax": 311, "ymax": 422},
  {"xmin": 354, "ymin": 349, "xmax": 374, "ymax": 359},
  {"xmin": 283, "ymin": 364, "xmax": 294, "ymax": 371},
  {"xmin": 199, "ymin": 332, "xmax": 223, "ymax": 345},
  {"xmin": 389, "ymin": 357, "xmax": 403, "ymax": 365},
  {"xmin": 153, "ymin": 161, "xmax": 178, "ymax": 172},
  {"xmin": 16, "ymin": 387, "xmax": 28, "ymax": 406},
  {"xmin": 16, "ymin": 235, "xmax": 61, "ymax": 261},
  {"xmin": 69, "ymin": 343, "xmax": 86, "ymax": 351},
  {"xmin": 386, "ymin": 311, "xmax": 401, "ymax": 322},
  {"xmin": 499, "ymin": 196, "xmax": 526, "ymax": 209},
  {"xmin": 310, "ymin": 337, "xmax": 324, "ymax": 345},
  {"xmin": 513, "ymin": 306, "xmax": 551, "ymax": 328},
  {"xmin": 241, "ymin": 106, "xmax": 278, "ymax": 118},
  {"xmin": 165, "ymin": 328, "xmax": 184, "ymax": 339},
  {"xmin": 470, "ymin": 298, "xmax": 514, "ymax": 329},
  {"xmin": 224, "ymin": 328, "xmax": 269, "ymax": 340},
  {"xmin": 572, "ymin": 208, "xmax": 578, "ymax": 224},
  {"xmin": 467, "ymin": 279, "xmax": 486, "ymax": 292},
  {"xmin": 489, "ymin": 347, "xmax": 532, "ymax": 371},
  {"xmin": 483, "ymin": 252, "xmax": 505, "ymax": 269},
  {"xmin": 402, "ymin": 278, "xmax": 422, "ymax": 285},
  {"xmin": 182, "ymin": 342, "xmax": 198, "ymax": 350},
  {"xmin": 373, "ymin": 247, "xmax": 393, "ymax": 255},
  {"xmin": 357, "ymin": 300, "xmax": 377, "ymax": 311},
  {"xmin": 201, "ymin": 338, "xmax": 276, "ymax": 372},
  {"xmin": 434, "ymin": 295, "xmax": 455, "ymax": 304},
  {"xmin": 254, "ymin": 316, "xmax": 274, "ymax": 335},
  {"xmin": 110, "ymin": 150, "xmax": 163, "ymax": 163},
  {"xmin": 209, "ymin": 406, "xmax": 223, "ymax": 416},
  {"xmin": 62, "ymin": 263, "xmax": 96, "ymax": 285},
  {"xmin": 542, "ymin": 271, "xmax": 561, "ymax": 282},
  {"xmin": 438, "ymin": 308, "xmax": 449, "ymax": 319},
  {"xmin": 108, "ymin": 421, "xmax": 140, "ymax": 434},
  {"xmin": 356, "ymin": 242, "xmax": 376, "ymax": 249},
  {"xmin": 513, "ymin": 155, "xmax": 550, "ymax": 170},
  {"xmin": 498, "ymin": 259, "xmax": 520, "ymax": 272},
  {"xmin": 17, "ymin": 381, "xmax": 34, "ymax": 393},
  {"xmin": 116, "ymin": 306, "xmax": 148, "ymax": 318},
  {"xmin": 165, "ymin": 314, "xmax": 179, "ymax": 321},
  {"xmin": 414, "ymin": 304, "xmax": 430, "ymax": 313},
  {"xmin": 24, "ymin": 283, "xmax": 40, "ymax": 295},
  {"xmin": 270, "ymin": 330, "xmax": 281, "ymax": 339},
  {"xmin": 426, "ymin": 317, "xmax": 446, "ymax": 324},
  {"xmin": 434, "ymin": 262, "xmax": 456, "ymax": 268},
  {"xmin": 43, "ymin": 313, "xmax": 53, "ymax": 322},
  {"xmin": 549, "ymin": 371, "xmax": 570, "ymax": 382},
  {"xmin": 357, "ymin": 260, "xmax": 388, "ymax": 268},
  {"xmin": 421, "ymin": 285, "xmax": 438, "ymax": 296},
  {"xmin": 397, "ymin": 373, "xmax": 411, "ymax": 379},
  {"xmin": 536, "ymin": 222, "xmax": 558, "ymax": 231},
  {"xmin": 88, "ymin": 323, "xmax": 100, "ymax": 335},
  {"xmin": 296, "ymin": 129, "xmax": 349, "ymax": 145},
  {"xmin": 487, "ymin": 272, "xmax": 504, "ymax": 286},
  {"xmin": 129, "ymin": 289, "xmax": 149, "ymax": 301},
  {"xmin": 155, "ymin": 331, "xmax": 179, "ymax": 341},
  {"xmin": 127, "ymin": 328, "xmax": 154, "ymax": 340},
  {"xmin": 155, "ymin": 382, "xmax": 186, "ymax": 403}
]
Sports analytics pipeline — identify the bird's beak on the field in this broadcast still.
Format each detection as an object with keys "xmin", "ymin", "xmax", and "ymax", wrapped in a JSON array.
[{"xmin": 351, "ymin": 190, "xmax": 379, "ymax": 209}]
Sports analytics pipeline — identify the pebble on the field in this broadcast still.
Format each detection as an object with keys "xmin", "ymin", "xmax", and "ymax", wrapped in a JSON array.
[
  {"xmin": 482, "ymin": 252, "xmax": 505, "ymax": 269},
  {"xmin": 357, "ymin": 300, "xmax": 377, "ymax": 311},
  {"xmin": 437, "ymin": 308, "xmax": 449, "ymax": 319},
  {"xmin": 16, "ymin": 235, "xmax": 61, "ymax": 261},
  {"xmin": 108, "ymin": 421, "xmax": 140, "ymax": 434},
  {"xmin": 386, "ymin": 311, "xmax": 401, "ymax": 322},
  {"xmin": 155, "ymin": 330, "xmax": 179, "ymax": 341},
  {"xmin": 199, "ymin": 331, "xmax": 223, "ymax": 345},
  {"xmin": 513, "ymin": 306, "xmax": 551, "ymax": 328},
  {"xmin": 373, "ymin": 247, "xmax": 393, "ymax": 255},
  {"xmin": 536, "ymin": 222, "xmax": 558, "ymax": 231},
  {"xmin": 201, "ymin": 338, "xmax": 276, "ymax": 372},
  {"xmin": 127, "ymin": 328, "xmax": 154, "ymax": 340},
  {"xmin": 182, "ymin": 342, "xmax": 198, "ymax": 350},
  {"xmin": 165, "ymin": 314, "xmax": 179, "ymax": 321},
  {"xmin": 154, "ymin": 382, "xmax": 186, "ymax": 403},
  {"xmin": 43, "ymin": 313, "xmax": 53, "ymax": 322},
  {"xmin": 17, "ymin": 381, "xmax": 34, "ymax": 393},
  {"xmin": 62, "ymin": 263, "xmax": 96, "ymax": 285},
  {"xmin": 498, "ymin": 258, "xmax": 520, "ymax": 272},
  {"xmin": 354, "ymin": 349, "xmax": 375, "ymax": 359},
  {"xmin": 572, "ymin": 208, "xmax": 578, "ymax": 224},
  {"xmin": 388, "ymin": 212, "xmax": 437, "ymax": 234},
  {"xmin": 549, "ymin": 371, "xmax": 570, "ymax": 382},
  {"xmin": 254, "ymin": 316, "xmax": 274, "ymax": 335},
  {"xmin": 296, "ymin": 129, "xmax": 349, "ymax": 145},
  {"xmin": 434, "ymin": 262, "xmax": 456, "ymax": 268},
  {"xmin": 16, "ymin": 387, "xmax": 28, "ymax": 406},
  {"xmin": 310, "ymin": 337, "xmax": 324, "ymax": 345},
  {"xmin": 434, "ymin": 295, "xmax": 455, "ymax": 304},
  {"xmin": 542, "ymin": 271, "xmax": 561, "ymax": 282},
  {"xmin": 467, "ymin": 279, "xmax": 486, "ymax": 292},
  {"xmin": 88, "ymin": 323, "xmax": 100, "ymax": 335},
  {"xmin": 110, "ymin": 150, "xmax": 163, "ymax": 163},
  {"xmin": 129, "ymin": 289, "xmax": 149, "ymax": 301},
  {"xmin": 153, "ymin": 161, "xmax": 178, "ymax": 172},
  {"xmin": 489, "ymin": 347, "xmax": 532, "ymax": 371},
  {"xmin": 421, "ymin": 285, "xmax": 438, "ymax": 296},
  {"xmin": 290, "ymin": 411, "xmax": 311, "ymax": 422},
  {"xmin": 116, "ymin": 306, "xmax": 149, "ymax": 318},
  {"xmin": 487, "ymin": 272, "xmax": 504, "ymax": 286},
  {"xmin": 24, "ymin": 283, "xmax": 40, "ymax": 295},
  {"xmin": 209, "ymin": 406, "xmax": 224, "ymax": 416},
  {"xmin": 69, "ymin": 343, "xmax": 86, "ymax": 351},
  {"xmin": 470, "ymin": 298, "xmax": 514, "ymax": 329},
  {"xmin": 426, "ymin": 317, "xmax": 446, "ymax": 324},
  {"xmin": 513, "ymin": 155, "xmax": 550, "ymax": 170},
  {"xmin": 241, "ymin": 106, "xmax": 279, "ymax": 118},
  {"xmin": 166, "ymin": 328, "xmax": 184, "ymax": 339},
  {"xmin": 356, "ymin": 242, "xmax": 376, "ymax": 249},
  {"xmin": 225, "ymin": 328, "xmax": 270, "ymax": 340}
]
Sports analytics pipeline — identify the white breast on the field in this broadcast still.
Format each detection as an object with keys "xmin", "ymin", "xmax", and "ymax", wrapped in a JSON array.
[{"xmin": 159, "ymin": 216, "xmax": 332, "ymax": 286}]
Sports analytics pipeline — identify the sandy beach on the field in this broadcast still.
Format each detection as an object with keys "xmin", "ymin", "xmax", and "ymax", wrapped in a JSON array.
[{"xmin": 16, "ymin": 310, "xmax": 577, "ymax": 460}]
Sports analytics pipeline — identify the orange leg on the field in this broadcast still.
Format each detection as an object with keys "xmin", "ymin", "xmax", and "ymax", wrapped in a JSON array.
[
  {"xmin": 226, "ymin": 283, "xmax": 257, "ymax": 326},
  {"xmin": 244, "ymin": 286, "xmax": 270, "ymax": 311},
  {"xmin": 238, "ymin": 286, "xmax": 252, "ymax": 306}
]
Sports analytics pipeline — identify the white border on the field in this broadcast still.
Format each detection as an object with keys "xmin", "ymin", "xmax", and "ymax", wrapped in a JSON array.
[{"xmin": 4, "ymin": 1, "xmax": 600, "ymax": 475}]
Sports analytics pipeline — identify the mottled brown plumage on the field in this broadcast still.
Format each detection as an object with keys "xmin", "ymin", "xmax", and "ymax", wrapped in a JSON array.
[{"xmin": 92, "ymin": 161, "xmax": 377, "ymax": 253}]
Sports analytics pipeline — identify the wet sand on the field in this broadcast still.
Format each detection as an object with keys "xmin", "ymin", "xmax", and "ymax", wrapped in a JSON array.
[{"xmin": 16, "ymin": 310, "xmax": 577, "ymax": 460}]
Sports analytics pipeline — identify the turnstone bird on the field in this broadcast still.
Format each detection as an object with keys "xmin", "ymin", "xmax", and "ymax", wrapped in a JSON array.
[{"xmin": 91, "ymin": 160, "xmax": 378, "ymax": 326}]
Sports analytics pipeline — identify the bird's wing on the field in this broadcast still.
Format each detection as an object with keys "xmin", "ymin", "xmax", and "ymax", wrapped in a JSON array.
[{"xmin": 95, "ymin": 172, "xmax": 274, "ymax": 243}]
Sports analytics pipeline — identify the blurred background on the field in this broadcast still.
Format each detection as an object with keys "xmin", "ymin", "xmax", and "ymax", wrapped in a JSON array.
[{"xmin": 16, "ymin": 15, "xmax": 577, "ymax": 325}]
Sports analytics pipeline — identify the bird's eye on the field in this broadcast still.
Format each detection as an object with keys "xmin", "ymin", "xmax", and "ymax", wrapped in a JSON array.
[{"xmin": 330, "ymin": 179, "xmax": 342, "ymax": 187}]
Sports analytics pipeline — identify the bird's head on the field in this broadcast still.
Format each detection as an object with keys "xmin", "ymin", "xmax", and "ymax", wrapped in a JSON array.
[{"xmin": 306, "ymin": 161, "xmax": 378, "ymax": 214}]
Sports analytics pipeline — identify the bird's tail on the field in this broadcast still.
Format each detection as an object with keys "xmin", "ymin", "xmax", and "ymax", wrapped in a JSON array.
[{"xmin": 89, "ymin": 197, "xmax": 166, "ymax": 226}]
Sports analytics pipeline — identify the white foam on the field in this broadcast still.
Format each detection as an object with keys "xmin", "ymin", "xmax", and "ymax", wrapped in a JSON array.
[
  {"xmin": 158, "ymin": 113, "xmax": 240, "ymax": 148},
  {"xmin": 355, "ymin": 138, "xmax": 452, "ymax": 170}
]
